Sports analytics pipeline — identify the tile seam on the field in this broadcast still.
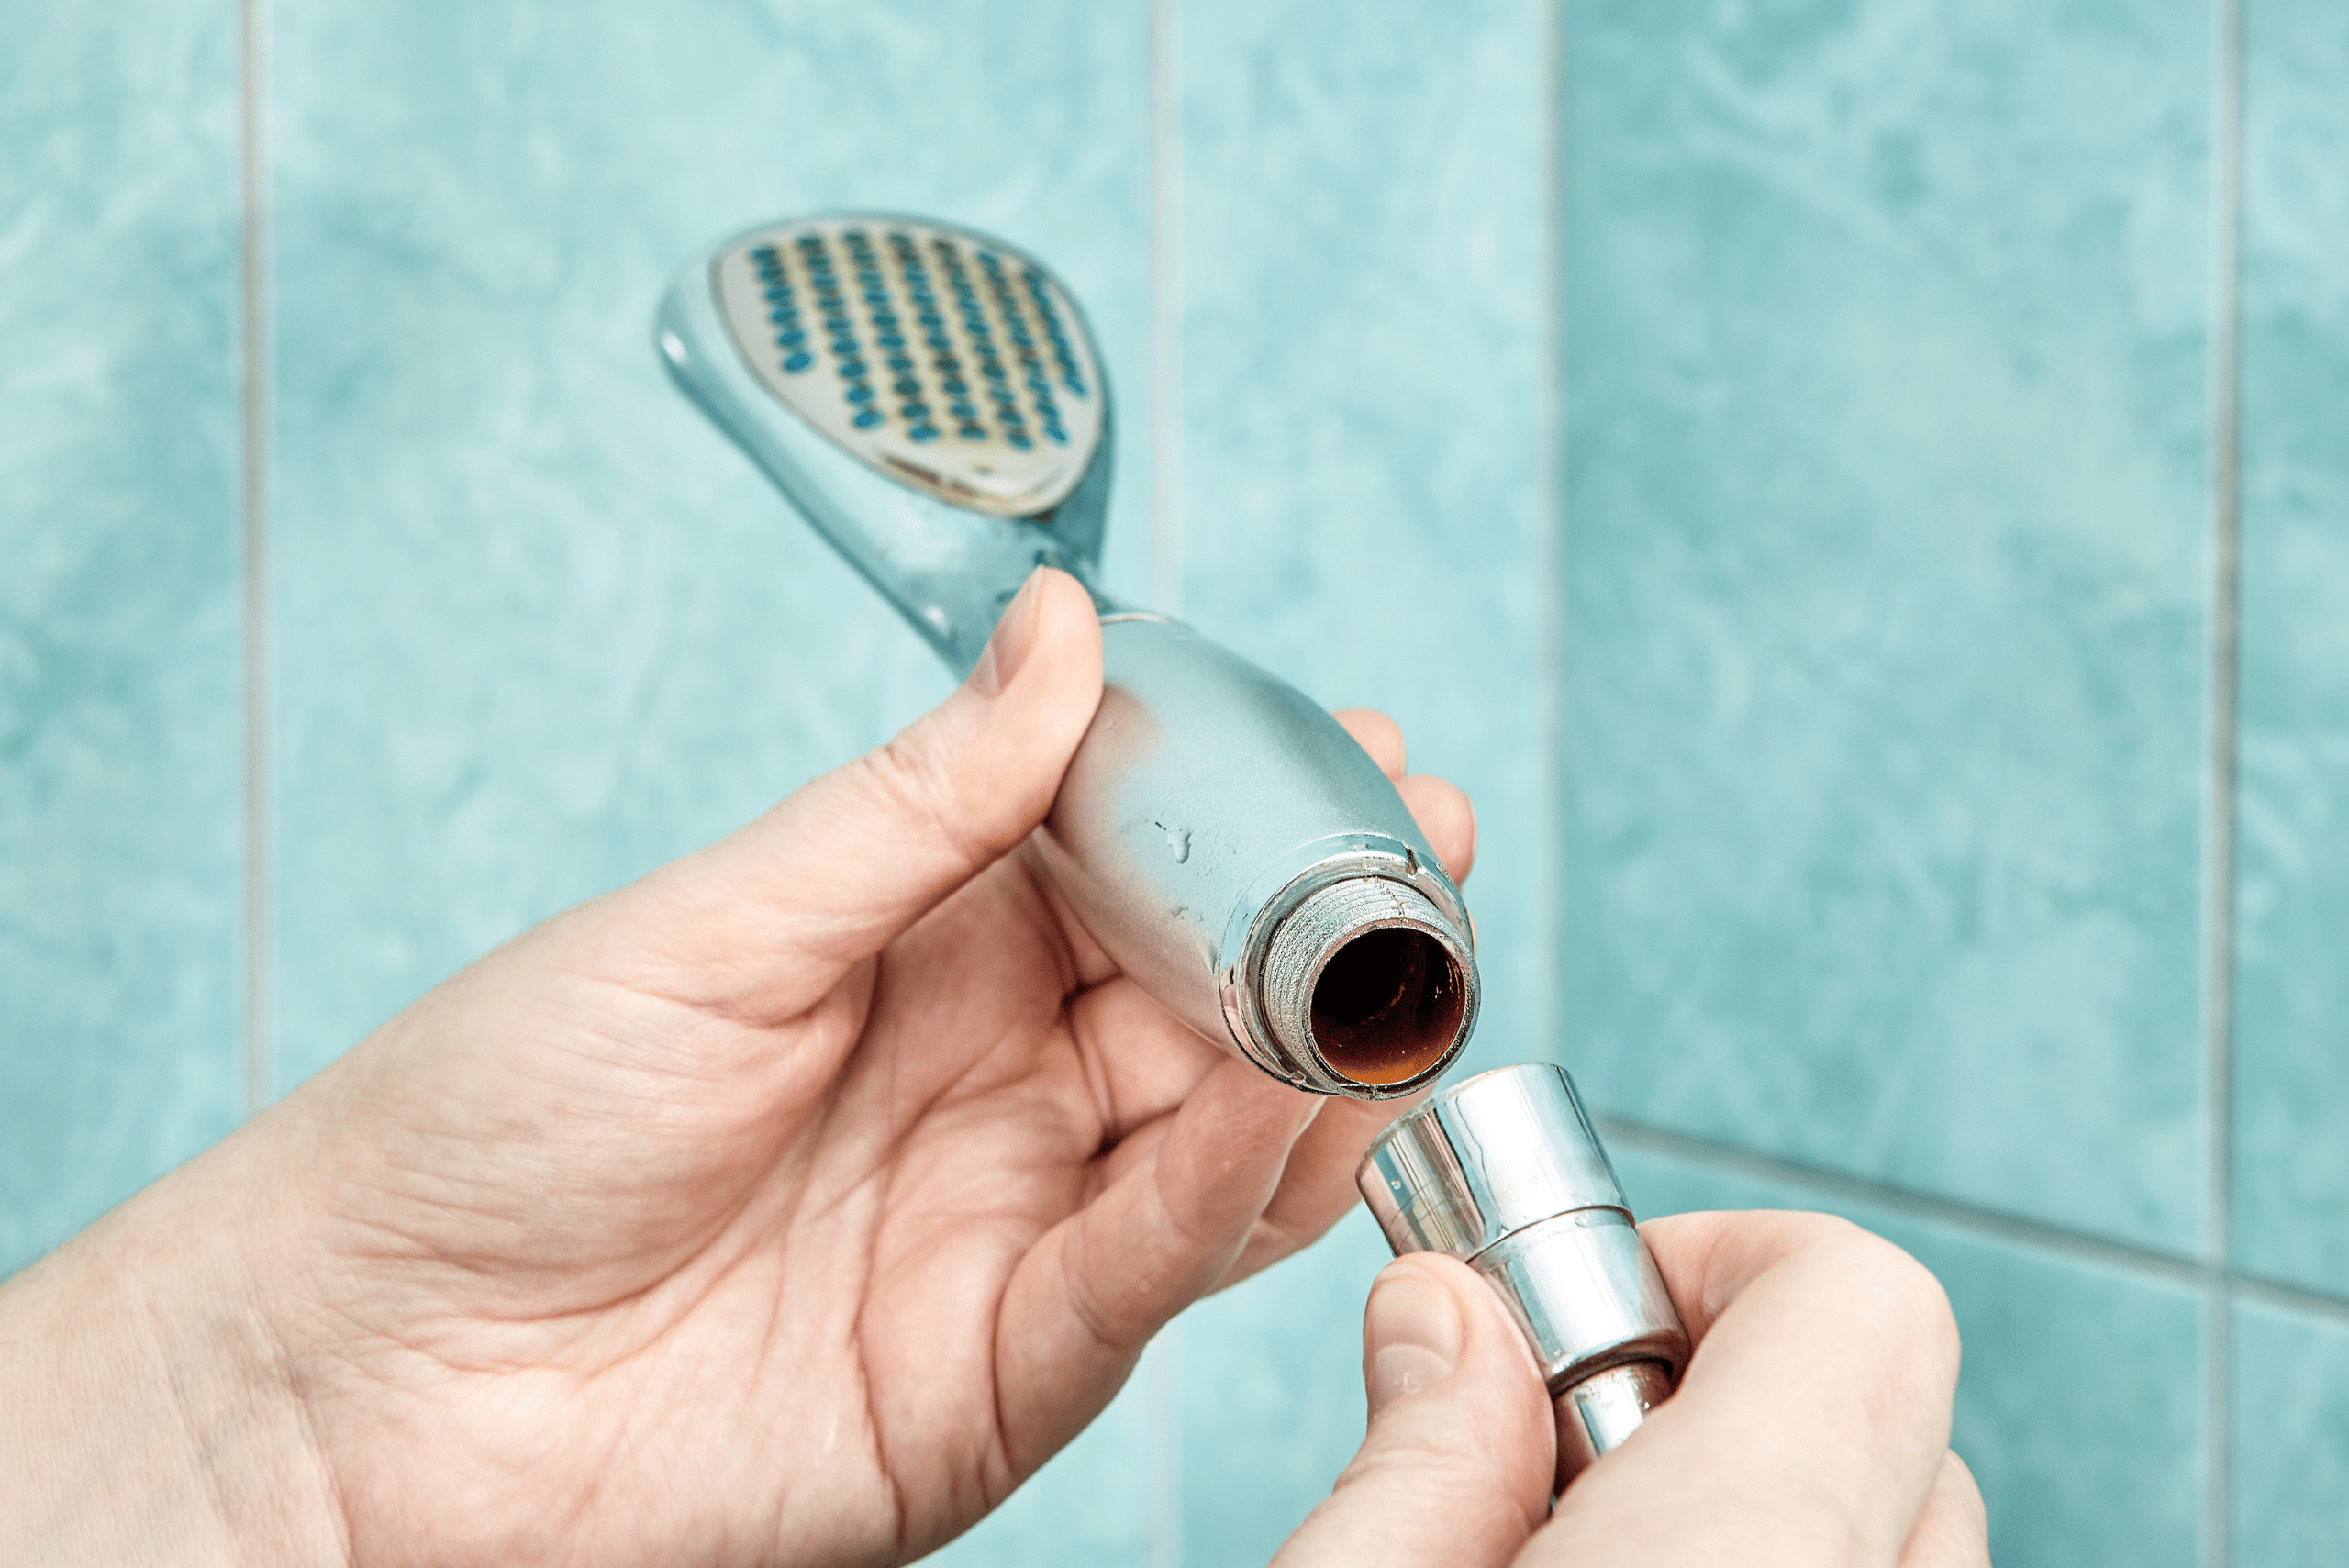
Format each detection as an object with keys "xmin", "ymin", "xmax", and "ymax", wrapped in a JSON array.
[
  {"xmin": 1540, "ymin": 0, "xmax": 1567, "ymax": 1058},
  {"xmin": 239, "ymin": 0, "xmax": 271, "ymax": 1119},
  {"xmin": 1149, "ymin": 0, "xmax": 1183, "ymax": 620},
  {"xmin": 2203, "ymin": 0, "xmax": 2246, "ymax": 1560},
  {"xmin": 2228, "ymin": 1273, "xmax": 2349, "ymax": 1330},
  {"xmin": 1598, "ymin": 1119, "xmax": 2349, "ymax": 1325},
  {"xmin": 1598, "ymin": 1113, "xmax": 2217, "ymax": 1291},
  {"xmin": 1145, "ymin": 1323, "xmax": 1183, "ymax": 1568}
]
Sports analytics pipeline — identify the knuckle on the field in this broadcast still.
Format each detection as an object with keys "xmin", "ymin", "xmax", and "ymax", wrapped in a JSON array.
[
  {"xmin": 1774, "ymin": 1209, "xmax": 1875, "ymax": 1250},
  {"xmin": 1777, "ymin": 1215, "xmax": 1962, "ymax": 1371},
  {"xmin": 1870, "ymin": 1242, "xmax": 1960, "ymax": 1355},
  {"xmin": 1854, "ymin": 1251, "xmax": 1962, "ymax": 1389},
  {"xmin": 1943, "ymin": 1449, "xmax": 1988, "ymax": 1515},
  {"xmin": 863, "ymin": 728, "xmax": 985, "ymax": 863},
  {"xmin": 1055, "ymin": 1232, "xmax": 1135, "ymax": 1356}
]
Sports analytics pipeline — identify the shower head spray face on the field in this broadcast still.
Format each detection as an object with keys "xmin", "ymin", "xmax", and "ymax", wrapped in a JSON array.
[
  {"xmin": 659, "ymin": 213, "xmax": 1481, "ymax": 1100},
  {"xmin": 710, "ymin": 217, "xmax": 1107, "ymax": 517},
  {"xmin": 660, "ymin": 213, "xmax": 1119, "ymax": 670}
]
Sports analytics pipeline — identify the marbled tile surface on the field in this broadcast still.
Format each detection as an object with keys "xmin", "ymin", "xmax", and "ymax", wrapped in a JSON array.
[
  {"xmin": 2232, "ymin": 1297, "xmax": 2349, "ymax": 1566},
  {"xmin": 268, "ymin": 0, "xmax": 1152, "ymax": 1085},
  {"xmin": 2232, "ymin": 0, "xmax": 2349, "ymax": 1298},
  {"xmin": 1177, "ymin": 1206, "xmax": 1392, "ymax": 1564},
  {"xmin": 1613, "ymin": 1142, "xmax": 2204, "ymax": 1568},
  {"xmin": 1172, "ymin": 0, "xmax": 1551, "ymax": 1555},
  {"xmin": 1559, "ymin": 0, "xmax": 2215, "ymax": 1252},
  {"xmin": 0, "ymin": 1, "xmax": 245, "ymax": 1273}
]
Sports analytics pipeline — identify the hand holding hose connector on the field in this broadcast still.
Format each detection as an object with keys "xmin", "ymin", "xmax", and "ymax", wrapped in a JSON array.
[{"xmin": 1275, "ymin": 1205, "xmax": 1989, "ymax": 1566}]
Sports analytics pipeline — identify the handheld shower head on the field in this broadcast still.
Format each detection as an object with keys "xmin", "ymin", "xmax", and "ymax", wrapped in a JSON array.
[{"xmin": 658, "ymin": 214, "xmax": 1478, "ymax": 1099}]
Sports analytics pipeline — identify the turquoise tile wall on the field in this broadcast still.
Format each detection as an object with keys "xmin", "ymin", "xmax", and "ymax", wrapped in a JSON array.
[
  {"xmin": 1557, "ymin": 0, "xmax": 2215, "ymax": 1253},
  {"xmin": 1609, "ymin": 1138, "xmax": 2205, "ymax": 1568},
  {"xmin": 2233, "ymin": 0, "xmax": 2349, "ymax": 1299},
  {"xmin": 7, "ymin": 1, "xmax": 2349, "ymax": 1563},
  {"xmin": 0, "ymin": 2, "xmax": 246, "ymax": 1274},
  {"xmin": 2233, "ymin": 1300, "xmax": 2349, "ymax": 1564}
]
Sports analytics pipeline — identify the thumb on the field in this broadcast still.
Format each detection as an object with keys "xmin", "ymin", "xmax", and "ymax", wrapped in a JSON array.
[
  {"xmin": 599, "ymin": 565, "xmax": 1103, "ymax": 1012},
  {"xmin": 1274, "ymin": 1255, "xmax": 1555, "ymax": 1568}
]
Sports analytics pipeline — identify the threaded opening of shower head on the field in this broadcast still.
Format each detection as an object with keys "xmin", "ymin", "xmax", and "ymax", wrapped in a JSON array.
[
  {"xmin": 1257, "ymin": 873, "xmax": 1476, "ymax": 1096},
  {"xmin": 1310, "ymin": 926, "xmax": 1467, "ymax": 1086}
]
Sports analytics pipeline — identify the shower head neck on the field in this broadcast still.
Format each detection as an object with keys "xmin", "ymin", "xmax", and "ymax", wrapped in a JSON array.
[{"xmin": 658, "ymin": 213, "xmax": 1120, "ymax": 669}]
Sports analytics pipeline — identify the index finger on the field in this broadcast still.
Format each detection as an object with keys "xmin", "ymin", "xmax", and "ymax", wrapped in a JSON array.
[
  {"xmin": 1528, "ymin": 1210, "xmax": 1960, "ymax": 1568},
  {"xmin": 1330, "ymin": 709, "xmax": 1475, "ymax": 884},
  {"xmin": 1334, "ymin": 708, "xmax": 1406, "ymax": 778}
]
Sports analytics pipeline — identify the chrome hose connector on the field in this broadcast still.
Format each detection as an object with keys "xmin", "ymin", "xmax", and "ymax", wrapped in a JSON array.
[{"xmin": 1357, "ymin": 1063, "xmax": 1689, "ymax": 1491}]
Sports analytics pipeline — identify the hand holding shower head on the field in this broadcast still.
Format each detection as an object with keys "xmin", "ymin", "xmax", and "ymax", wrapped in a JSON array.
[{"xmin": 657, "ymin": 215, "xmax": 1477, "ymax": 1097}]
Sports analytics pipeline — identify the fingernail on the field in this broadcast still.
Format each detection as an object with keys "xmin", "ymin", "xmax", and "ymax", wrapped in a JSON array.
[
  {"xmin": 968, "ymin": 567, "xmax": 1047, "ymax": 697},
  {"xmin": 1364, "ymin": 1262, "xmax": 1462, "ymax": 1412}
]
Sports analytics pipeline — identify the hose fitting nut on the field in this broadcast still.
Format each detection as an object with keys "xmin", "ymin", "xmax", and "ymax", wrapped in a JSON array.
[{"xmin": 1356, "ymin": 1062, "xmax": 1689, "ymax": 1492}]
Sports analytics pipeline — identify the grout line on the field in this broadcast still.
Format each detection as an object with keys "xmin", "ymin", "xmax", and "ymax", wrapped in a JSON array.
[
  {"xmin": 2205, "ymin": 0, "xmax": 2247, "ymax": 1282},
  {"xmin": 1598, "ymin": 1114, "xmax": 2349, "ymax": 1333},
  {"xmin": 2206, "ymin": 1285, "xmax": 2237, "ymax": 1568},
  {"xmin": 2229, "ymin": 1272, "xmax": 2349, "ymax": 1330},
  {"xmin": 2203, "ymin": 0, "xmax": 2246, "ymax": 1557},
  {"xmin": 1149, "ymin": 0, "xmax": 1184, "ymax": 620},
  {"xmin": 1539, "ymin": 0, "xmax": 1567, "ymax": 1057},
  {"xmin": 239, "ymin": 0, "xmax": 272, "ymax": 1119},
  {"xmin": 1599, "ymin": 1114, "xmax": 2215, "ymax": 1290},
  {"xmin": 1146, "ymin": 1322, "xmax": 1184, "ymax": 1568}
]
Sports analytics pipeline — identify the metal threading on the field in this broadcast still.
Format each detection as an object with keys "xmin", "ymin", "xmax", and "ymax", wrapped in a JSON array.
[
  {"xmin": 716, "ymin": 216, "xmax": 1103, "ymax": 516},
  {"xmin": 1260, "ymin": 876, "xmax": 1471, "ymax": 1090}
]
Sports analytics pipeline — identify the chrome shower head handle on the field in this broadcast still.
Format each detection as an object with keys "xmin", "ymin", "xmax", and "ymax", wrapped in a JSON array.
[{"xmin": 660, "ymin": 212, "xmax": 1482, "ymax": 1099}]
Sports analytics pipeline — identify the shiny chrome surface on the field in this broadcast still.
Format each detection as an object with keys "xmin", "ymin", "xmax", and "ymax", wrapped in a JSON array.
[
  {"xmin": 660, "ymin": 214, "xmax": 1480, "ymax": 1100},
  {"xmin": 1474, "ymin": 1209, "xmax": 1687, "ymax": 1388},
  {"xmin": 1357, "ymin": 1064, "xmax": 1690, "ymax": 1486},
  {"xmin": 1360, "ymin": 1059, "xmax": 1623, "ymax": 1254},
  {"xmin": 1553, "ymin": 1362, "xmax": 1675, "ymax": 1490}
]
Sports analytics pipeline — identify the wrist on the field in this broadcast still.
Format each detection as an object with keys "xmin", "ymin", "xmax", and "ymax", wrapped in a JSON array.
[{"xmin": 0, "ymin": 1124, "xmax": 351, "ymax": 1568}]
